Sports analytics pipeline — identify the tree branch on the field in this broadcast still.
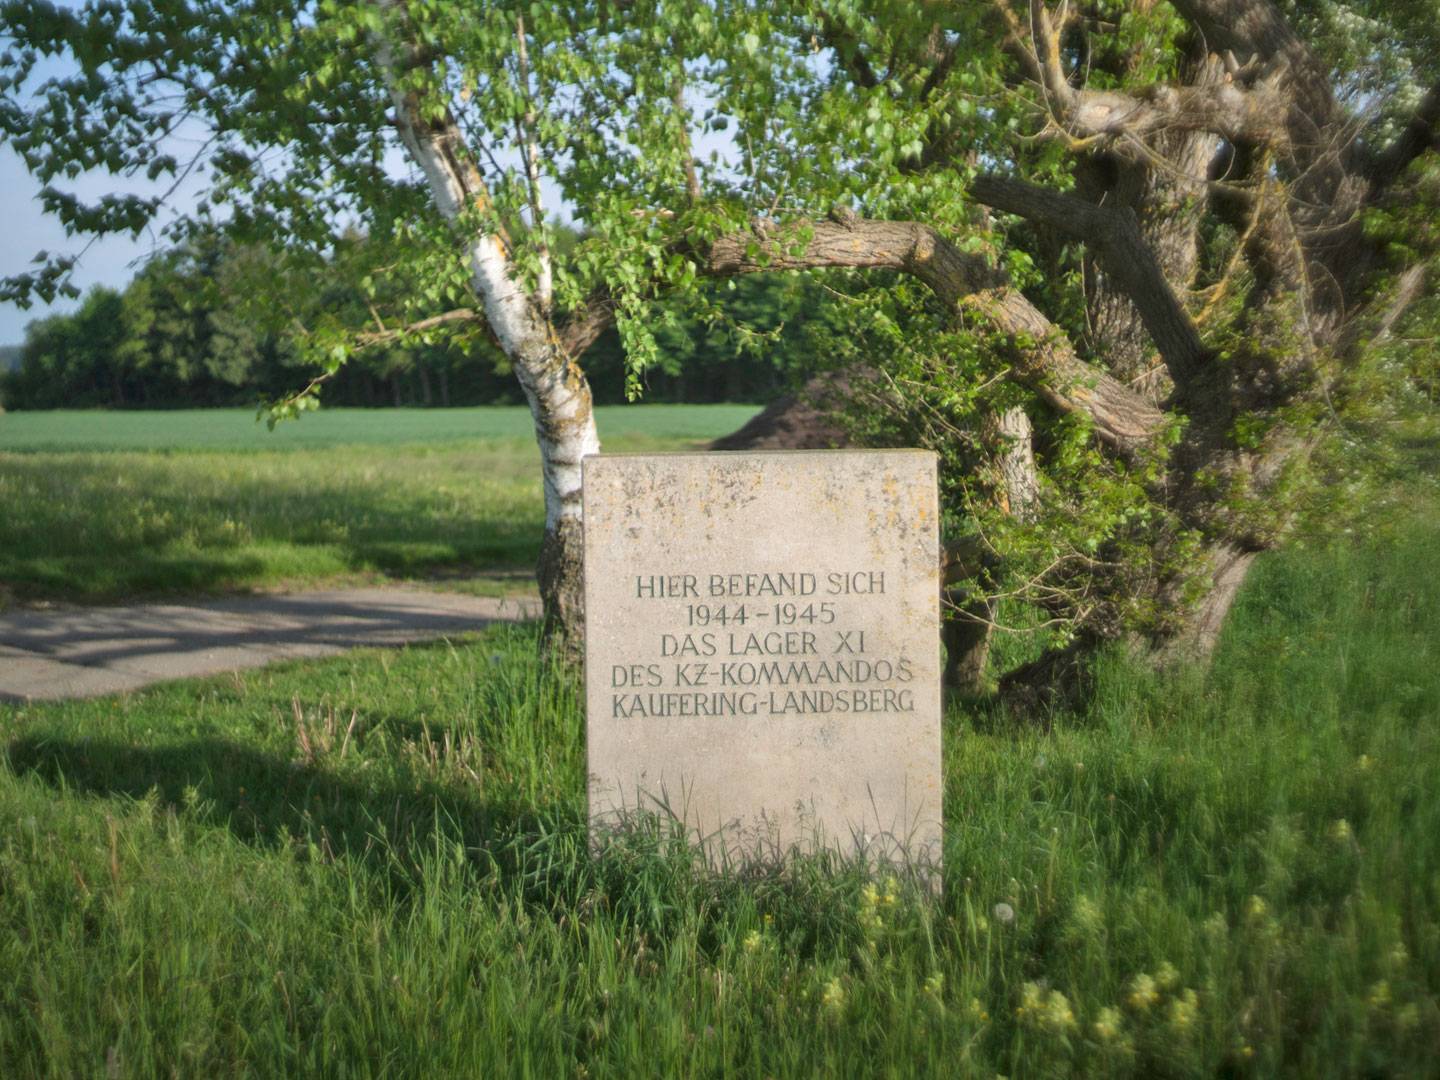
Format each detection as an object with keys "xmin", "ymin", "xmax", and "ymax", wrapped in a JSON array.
[
  {"xmin": 817, "ymin": 13, "xmax": 881, "ymax": 90},
  {"xmin": 1010, "ymin": 3, "xmax": 1290, "ymax": 153},
  {"xmin": 1370, "ymin": 82, "xmax": 1440, "ymax": 193},
  {"xmin": 969, "ymin": 173, "xmax": 1210, "ymax": 390},
  {"xmin": 556, "ymin": 290, "xmax": 616, "ymax": 359},
  {"xmin": 1063, "ymin": 79, "xmax": 1290, "ymax": 150},
  {"xmin": 355, "ymin": 307, "xmax": 486, "ymax": 348},
  {"xmin": 917, "ymin": 26, "xmax": 961, "ymax": 101},
  {"xmin": 1335, "ymin": 262, "xmax": 1427, "ymax": 357},
  {"xmin": 514, "ymin": 12, "xmax": 553, "ymax": 313},
  {"xmin": 1167, "ymin": 0, "xmax": 1342, "ymax": 148},
  {"xmin": 671, "ymin": 57, "xmax": 702, "ymax": 204},
  {"xmin": 1373, "ymin": 264, "xmax": 1427, "ymax": 344},
  {"xmin": 703, "ymin": 217, "xmax": 1166, "ymax": 451}
]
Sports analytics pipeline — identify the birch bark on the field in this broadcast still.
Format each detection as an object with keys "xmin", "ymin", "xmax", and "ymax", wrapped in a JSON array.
[{"xmin": 376, "ymin": 5, "xmax": 598, "ymax": 649}]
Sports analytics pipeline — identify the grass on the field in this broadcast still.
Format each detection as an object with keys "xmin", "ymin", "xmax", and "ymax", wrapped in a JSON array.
[
  {"xmin": 2, "ymin": 483, "xmax": 1438, "ymax": 1075},
  {"xmin": 0, "ymin": 405, "xmax": 758, "ymax": 606}
]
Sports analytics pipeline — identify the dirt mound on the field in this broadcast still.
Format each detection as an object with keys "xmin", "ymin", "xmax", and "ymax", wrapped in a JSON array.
[{"xmin": 709, "ymin": 371, "xmax": 865, "ymax": 451}]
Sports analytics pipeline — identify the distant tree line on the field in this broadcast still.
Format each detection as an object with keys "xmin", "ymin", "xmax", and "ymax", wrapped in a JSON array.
[{"xmin": 0, "ymin": 233, "xmax": 828, "ymax": 410}]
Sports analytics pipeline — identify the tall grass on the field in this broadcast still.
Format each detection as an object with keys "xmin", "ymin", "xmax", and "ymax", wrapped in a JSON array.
[{"xmin": 2, "ymin": 505, "xmax": 1437, "ymax": 1075}]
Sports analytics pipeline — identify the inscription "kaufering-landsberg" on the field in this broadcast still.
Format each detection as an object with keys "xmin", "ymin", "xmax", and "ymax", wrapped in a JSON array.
[{"xmin": 611, "ymin": 568, "xmax": 914, "ymax": 720}]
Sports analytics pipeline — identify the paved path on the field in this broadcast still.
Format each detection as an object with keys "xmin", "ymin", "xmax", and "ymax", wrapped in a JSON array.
[{"xmin": 0, "ymin": 588, "xmax": 541, "ymax": 703}]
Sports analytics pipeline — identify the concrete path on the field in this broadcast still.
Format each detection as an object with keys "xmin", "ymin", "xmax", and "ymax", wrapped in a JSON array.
[{"xmin": 0, "ymin": 588, "xmax": 541, "ymax": 703}]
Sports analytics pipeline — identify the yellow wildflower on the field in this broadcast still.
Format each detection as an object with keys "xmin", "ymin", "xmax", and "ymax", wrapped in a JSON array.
[
  {"xmin": 1168, "ymin": 988, "xmax": 1199, "ymax": 1034},
  {"xmin": 1093, "ymin": 1006, "xmax": 1123, "ymax": 1042},
  {"xmin": 966, "ymin": 997, "xmax": 990, "ymax": 1024},
  {"xmin": 1357, "ymin": 754, "xmax": 1375, "ymax": 772},
  {"xmin": 1127, "ymin": 973, "xmax": 1160, "ymax": 1011},
  {"xmin": 924, "ymin": 972, "xmax": 945, "ymax": 998},
  {"xmin": 1071, "ymin": 895, "xmax": 1103, "ymax": 935},
  {"xmin": 1017, "ymin": 983, "xmax": 1075, "ymax": 1034},
  {"xmin": 858, "ymin": 883, "xmax": 884, "ymax": 933},
  {"xmin": 1329, "ymin": 818, "xmax": 1352, "ymax": 842},
  {"xmin": 821, "ymin": 977, "xmax": 846, "ymax": 1014},
  {"xmin": 1041, "ymin": 989, "xmax": 1077, "ymax": 1033},
  {"xmin": 742, "ymin": 929, "xmax": 762, "ymax": 954},
  {"xmin": 1016, "ymin": 981, "xmax": 1045, "ymax": 1019},
  {"xmin": 881, "ymin": 875, "xmax": 898, "ymax": 907},
  {"xmin": 1368, "ymin": 980, "xmax": 1391, "ymax": 1009},
  {"xmin": 1245, "ymin": 895, "xmax": 1268, "ymax": 920},
  {"xmin": 1155, "ymin": 961, "xmax": 1180, "ymax": 990}
]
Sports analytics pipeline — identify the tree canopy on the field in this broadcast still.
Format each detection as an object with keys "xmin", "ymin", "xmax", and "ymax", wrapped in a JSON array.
[{"xmin": 3, "ymin": 0, "xmax": 1437, "ymax": 696}]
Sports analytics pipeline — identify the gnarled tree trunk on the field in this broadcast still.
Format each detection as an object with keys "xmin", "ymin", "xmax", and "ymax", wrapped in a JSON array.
[{"xmin": 942, "ymin": 406, "xmax": 1038, "ymax": 696}]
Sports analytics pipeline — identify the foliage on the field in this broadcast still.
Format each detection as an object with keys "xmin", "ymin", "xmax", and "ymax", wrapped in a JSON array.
[{"xmin": 3, "ymin": 479, "xmax": 1440, "ymax": 1075}]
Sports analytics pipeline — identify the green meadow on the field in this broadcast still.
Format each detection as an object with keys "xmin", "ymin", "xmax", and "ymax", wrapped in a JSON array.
[
  {"xmin": 0, "ymin": 405, "xmax": 757, "ymax": 606},
  {"xmin": 1, "ymin": 496, "xmax": 1438, "ymax": 1076}
]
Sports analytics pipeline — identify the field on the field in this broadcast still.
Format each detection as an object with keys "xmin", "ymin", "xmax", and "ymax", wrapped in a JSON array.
[
  {"xmin": 0, "ymin": 406, "xmax": 757, "ymax": 606},
  {"xmin": 1, "ymin": 411, "xmax": 1438, "ymax": 1076}
]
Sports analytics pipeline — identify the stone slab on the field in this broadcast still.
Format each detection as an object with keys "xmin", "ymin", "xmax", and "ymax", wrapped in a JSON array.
[{"xmin": 584, "ymin": 450, "xmax": 942, "ymax": 874}]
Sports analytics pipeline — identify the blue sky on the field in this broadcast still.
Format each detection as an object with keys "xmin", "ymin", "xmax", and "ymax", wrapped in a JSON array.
[
  {"xmin": 0, "ymin": 30, "xmax": 218, "ymax": 347},
  {"xmin": 1, "ymin": 142, "xmax": 210, "ymax": 345}
]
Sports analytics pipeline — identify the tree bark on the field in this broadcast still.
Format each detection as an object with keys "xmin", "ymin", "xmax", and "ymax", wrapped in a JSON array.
[
  {"xmin": 1156, "ymin": 544, "xmax": 1257, "ymax": 663},
  {"xmin": 705, "ymin": 218, "xmax": 1167, "ymax": 452},
  {"xmin": 971, "ymin": 172, "xmax": 1210, "ymax": 391},
  {"xmin": 943, "ymin": 407, "xmax": 1037, "ymax": 695}
]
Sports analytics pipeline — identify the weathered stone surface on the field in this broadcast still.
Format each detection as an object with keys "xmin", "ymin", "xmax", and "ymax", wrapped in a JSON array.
[{"xmin": 584, "ymin": 451, "xmax": 942, "ymax": 874}]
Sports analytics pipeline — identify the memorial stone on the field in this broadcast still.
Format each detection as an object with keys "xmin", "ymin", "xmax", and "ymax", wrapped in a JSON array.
[{"xmin": 583, "ymin": 450, "xmax": 943, "ymax": 873}]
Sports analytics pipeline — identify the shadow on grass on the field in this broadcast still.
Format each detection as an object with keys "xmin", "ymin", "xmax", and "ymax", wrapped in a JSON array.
[
  {"xmin": 1397, "ymin": 429, "xmax": 1440, "ymax": 474},
  {"xmin": 3, "ymin": 733, "xmax": 604, "ymax": 922},
  {"xmin": 3, "ymin": 735, "xmax": 531, "ymax": 858},
  {"xmin": 4, "ymin": 732, "xmax": 898, "ymax": 953}
]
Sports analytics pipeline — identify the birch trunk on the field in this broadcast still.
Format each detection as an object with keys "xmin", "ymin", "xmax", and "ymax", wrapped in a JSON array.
[{"xmin": 377, "ymin": 8, "xmax": 599, "ymax": 650}]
